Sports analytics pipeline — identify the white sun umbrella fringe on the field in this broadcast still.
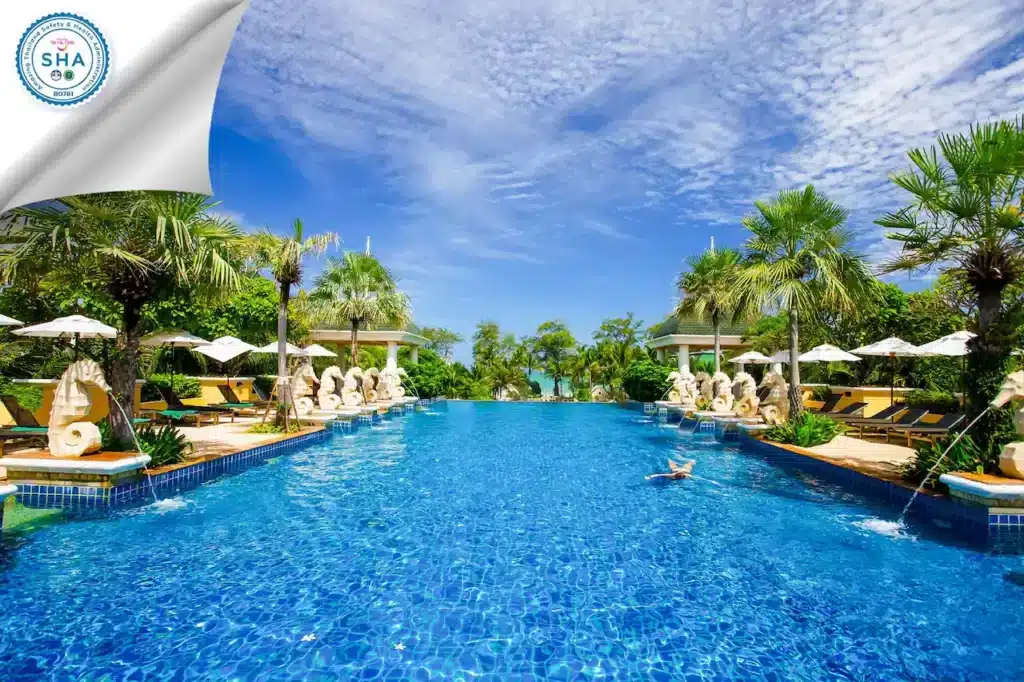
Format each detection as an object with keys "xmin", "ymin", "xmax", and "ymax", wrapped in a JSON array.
[
  {"xmin": 13, "ymin": 314, "xmax": 117, "ymax": 361},
  {"xmin": 140, "ymin": 330, "xmax": 210, "ymax": 392},
  {"xmin": 798, "ymin": 344, "xmax": 862, "ymax": 396},
  {"xmin": 850, "ymin": 337, "xmax": 922, "ymax": 406},
  {"xmin": 302, "ymin": 343, "xmax": 337, "ymax": 358}
]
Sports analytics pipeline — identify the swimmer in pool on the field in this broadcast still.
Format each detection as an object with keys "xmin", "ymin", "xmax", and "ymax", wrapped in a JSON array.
[{"xmin": 645, "ymin": 458, "xmax": 695, "ymax": 481}]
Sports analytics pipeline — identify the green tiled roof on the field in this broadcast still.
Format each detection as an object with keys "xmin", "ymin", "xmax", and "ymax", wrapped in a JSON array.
[{"xmin": 648, "ymin": 316, "xmax": 748, "ymax": 339}]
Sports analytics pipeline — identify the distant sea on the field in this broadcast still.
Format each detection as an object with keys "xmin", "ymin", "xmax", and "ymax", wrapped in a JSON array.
[{"xmin": 528, "ymin": 370, "xmax": 563, "ymax": 397}]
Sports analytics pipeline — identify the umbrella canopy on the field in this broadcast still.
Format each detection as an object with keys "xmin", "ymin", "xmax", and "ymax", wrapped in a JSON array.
[
  {"xmin": 850, "ymin": 337, "xmax": 921, "ymax": 357},
  {"xmin": 767, "ymin": 349, "xmax": 793, "ymax": 363},
  {"xmin": 916, "ymin": 331, "xmax": 976, "ymax": 357},
  {"xmin": 850, "ymin": 337, "xmax": 921, "ymax": 406},
  {"xmin": 13, "ymin": 314, "xmax": 116, "ymax": 339},
  {"xmin": 0, "ymin": 314, "xmax": 23, "ymax": 326},
  {"xmin": 302, "ymin": 343, "xmax": 338, "ymax": 358},
  {"xmin": 252, "ymin": 341, "xmax": 306, "ymax": 355},
  {"xmin": 196, "ymin": 336, "xmax": 257, "ymax": 364},
  {"xmin": 140, "ymin": 330, "xmax": 210, "ymax": 348},
  {"xmin": 799, "ymin": 344, "xmax": 862, "ymax": 363},
  {"xmin": 731, "ymin": 351, "xmax": 772, "ymax": 365}
]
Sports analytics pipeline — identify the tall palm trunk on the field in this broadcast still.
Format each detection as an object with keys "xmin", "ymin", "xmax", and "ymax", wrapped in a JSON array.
[
  {"xmin": 713, "ymin": 318, "xmax": 721, "ymax": 373},
  {"xmin": 349, "ymin": 319, "xmax": 360, "ymax": 367},
  {"xmin": 275, "ymin": 282, "xmax": 291, "ymax": 426},
  {"xmin": 109, "ymin": 301, "xmax": 144, "ymax": 445},
  {"xmin": 787, "ymin": 307, "xmax": 802, "ymax": 415},
  {"xmin": 966, "ymin": 281, "xmax": 1010, "ymax": 415}
]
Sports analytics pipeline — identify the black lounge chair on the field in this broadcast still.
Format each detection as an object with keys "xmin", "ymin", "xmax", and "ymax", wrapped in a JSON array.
[
  {"xmin": 825, "ymin": 401, "xmax": 868, "ymax": 418},
  {"xmin": 836, "ymin": 403, "xmax": 906, "ymax": 427},
  {"xmin": 858, "ymin": 408, "xmax": 929, "ymax": 440},
  {"xmin": 888, "ymin": 412, "xmax": 966, "ymax": 447},
  {"xmin": 809, "ymin": 393, "xmax": 843, "ymax": 415}
]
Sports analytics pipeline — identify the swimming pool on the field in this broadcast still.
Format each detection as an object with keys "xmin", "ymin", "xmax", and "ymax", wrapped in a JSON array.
[{"xmin": 1, "ymin": 402, "xmax": 1022, "ymax": 680}]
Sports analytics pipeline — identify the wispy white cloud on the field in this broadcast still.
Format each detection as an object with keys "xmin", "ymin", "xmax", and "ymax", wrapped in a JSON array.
[{"xmin": 219, "ymin": 0, "xmax": 1024, "ymax": 306}]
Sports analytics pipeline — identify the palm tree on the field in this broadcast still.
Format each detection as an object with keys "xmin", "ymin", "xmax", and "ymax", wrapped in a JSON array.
[
  {"xmin": 310, "ymin": 252, "xmax": 411, "ymax": 367},
  {"xmin": 2, "ymin": 192, "xmax": 246, "ymax": 442},
  {"xmin": 734, "ymin": 185, "xmax": 876, "ymax": 414},
  {"xmin": 249, "ymin": 219, "xmax": 337, "ymax": 418},
  {"xmin": 675, "ymin": 246, "xmax": 744, "ymax": 373},
  {"xmin": 879, "ymin": 117, "xmax": 1024, "ymax": 411}
]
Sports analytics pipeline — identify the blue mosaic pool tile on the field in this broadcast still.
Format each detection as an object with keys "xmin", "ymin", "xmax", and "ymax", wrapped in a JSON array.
[{"xmin": 15, "ymin": 428, "xmax": 333, "ymax": 511}]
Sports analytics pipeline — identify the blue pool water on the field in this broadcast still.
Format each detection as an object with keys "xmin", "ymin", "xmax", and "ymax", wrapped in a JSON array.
[{"xmin": 2, "ymin": 403, "xmax": 1023, "ymax": 680}]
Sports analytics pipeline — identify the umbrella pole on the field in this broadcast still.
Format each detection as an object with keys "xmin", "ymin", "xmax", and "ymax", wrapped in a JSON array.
[
  {"xmin": 170, "ymin": 345, "xmax": 175, "ymax": 393},
  {"xmin": 74, "ymin": 332, "xmax": 80, "ymax": 362},
  {"xmin": 890, "ymin": 355, "xmax": 895, "ymax": 407}
]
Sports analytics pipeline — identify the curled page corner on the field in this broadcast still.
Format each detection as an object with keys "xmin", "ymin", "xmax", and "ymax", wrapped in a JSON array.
[{"xmin": 0, "ymin": 0, "xmax": 251, "ymax": 213}]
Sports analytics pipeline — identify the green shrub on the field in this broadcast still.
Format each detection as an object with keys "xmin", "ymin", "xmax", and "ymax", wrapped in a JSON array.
[
  {"xmin": 905, "ymin": 389, "xmax": 959, "ymax": 414},
  {"xmin": 764, "ymin": 411, "xmax": 847, "ymax": 448},
  {"xmin": 574, "ymin": 385, "xmax": 590, "ymax": 402},
  {"xmin": 901, "ymin": 433, "xmax": 996, "ymax": 489},
  {"xmin": 810, "ymin": 385, "xmax": 832, "ymax": 403},
  {"xmin": 142, "ymin": 374, "xmax": 201, "ymax": 401},
  {"xmin": 248, "ymin": 422, "xmax": 300, "ymax": 435},
  {"xmin": 622, "ymin": 359, "xmax": 671, "ymax": 402},
  {"xmin": 97, "ymin": 419, "xmax": 191, "ymax": 467},
  {"xmin": 0, "ymin": 382, "xmax": 45, "ymax": 412}
]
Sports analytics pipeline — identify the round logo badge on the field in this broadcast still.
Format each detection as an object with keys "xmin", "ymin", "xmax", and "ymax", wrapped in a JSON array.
[{"xmin": 16, "ymin": 13, "xmax": 109, "ymax": 106}]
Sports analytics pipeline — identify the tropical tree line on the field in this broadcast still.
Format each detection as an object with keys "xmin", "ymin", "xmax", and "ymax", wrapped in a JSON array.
[
  {"xmin": 673, "ymin": 114, "xmax": 1024, "ymax": 460},
  {"xmin": 0, "ymin": 192, "xmax": 410, "ymax": 439}
]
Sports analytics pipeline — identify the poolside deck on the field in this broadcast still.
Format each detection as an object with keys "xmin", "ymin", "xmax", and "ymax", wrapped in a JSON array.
[{"xmin": 805, "ymin": 435, "xmax": 916, "ymax": 483}]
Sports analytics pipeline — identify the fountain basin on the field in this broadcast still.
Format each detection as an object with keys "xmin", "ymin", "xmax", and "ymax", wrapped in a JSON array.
[{"xmin": 940, "ymin": 472, "xmax": 1024, "ymax": 508}]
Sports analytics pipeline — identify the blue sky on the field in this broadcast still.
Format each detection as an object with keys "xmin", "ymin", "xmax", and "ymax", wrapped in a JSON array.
[{"xmin": 207, "ymin": 0, "xmax": 1024, "ymax": 363}]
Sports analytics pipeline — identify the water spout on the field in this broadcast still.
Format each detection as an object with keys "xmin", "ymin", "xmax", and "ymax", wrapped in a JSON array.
[
  {"xmin": 107, "ymin": 391, "xmax": 159, "ymax": 504},
  {"xmin": 898, "ymin": 406, "xmax": 992, "ymax": 523}
]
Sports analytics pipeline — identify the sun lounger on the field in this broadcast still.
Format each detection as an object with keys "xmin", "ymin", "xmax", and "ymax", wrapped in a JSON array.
[
  {"xmin": 824, "ymin": 401, "xmax": 868, "ymax": 418},
  {"xmin": 857, "ymin": 408, "xmax": 928, "ymax": 440},
  {"xmin": 215, "ymin": 385, "xmax": 259, "ymax": 416},
  {"xmin": 808, "ymin": 393, "xmax": 842, "ymax": 415},
  {"xmin": 157, "ymin": 387, "xmax": 233, "ymax": 422},
  {"xmin": 887, "ymin": 412, "xmax": 966, "ymax": 447},
  {"xmin": 836, "ymin": 403, "xmax": 906, "ymax": 432}
]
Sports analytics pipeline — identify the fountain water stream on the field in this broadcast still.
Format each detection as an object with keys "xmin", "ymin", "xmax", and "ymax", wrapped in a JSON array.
[
  {"xmin": 107, "ymin": 392, "xmax": 160, "ymax": 504},
  {"xmin": 898, "ymin": 406, "xmax": 992, "ymax": 523}
]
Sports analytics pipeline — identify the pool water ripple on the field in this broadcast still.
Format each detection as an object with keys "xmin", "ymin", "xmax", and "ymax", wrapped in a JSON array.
[{"xmin": 1, "ymin": 402, "xmax": 1022, "ymax": 680}]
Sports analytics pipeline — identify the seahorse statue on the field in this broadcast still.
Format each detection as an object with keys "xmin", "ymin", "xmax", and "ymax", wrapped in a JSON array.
[
  {"xmin": 711, "ymin": 371, "xmax": 734, "ymax": 413},
  {"xmin": 342, "ymin": 367, "xmax": 364, "ymax": 406},
  {"xmin": 291, "ymin": 361, "xmax": 319, "ymax": 416},
  {"xmin": 48, "ymin": 359, "xmax": 110, "ymax": 457},
  {"xmin": 318, "ymin": 366, "xmax": 345, "ymax": 410},
  {"xmin": 758, "ymin": 370, "xmax": 790, "ymax": 425},
  {"xmin": 695, "ymin": 371, "xmax": 713, "ymax": 403},
  {"xmin": 990, "ymin": 371, "xmax": 1024, "ymax": 478},
  {"xmin": 362, "ymin": 367, "xmax": 380, "ymax": 404},
  {"xmin": 378, "ymin": 366, "xmax": 407, "ymax": 401},
  {"xmin": 732, "ymin": 371, "xmax": 760, "ymax": 418}
]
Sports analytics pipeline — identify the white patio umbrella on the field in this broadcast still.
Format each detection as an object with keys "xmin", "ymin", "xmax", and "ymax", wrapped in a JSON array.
[
  {"xmin": 916, "ymin": 330, "xmax": 976, "ymax": 357},
  {"xmin": 0, "ymin": 314, "xmax": 23, "ymax": 326},
  {"xmin": 850, "ymin": 337, "xmax": 922, "ymax": 406},
  {"xmin": 302, "ymin": 343, "xmax": 338, "ymax": 358},
  {"xmin": 730, "ymin": 350, "xmax": 771, "ymax": 373},
  {"xmin": 798, "ymin": 344, "xmax": 862, "ymax": 363},
  {"xmin": 768, "ymin": 349, "xmax": 792, "ymax": 364},
  {"xmin": 141, "ymin": 330, "xmax": 210, "ymax": 390},
  {"xmin": 196, "ymin": 335, "xmax": 258, "ymax": 364},
  {"xmin": 13, "ymin": 314, "xmax": 117, "ymax": 360},
  {"xmin": 252, "ymin": 341, "xmax": 306, "ymax": 356}
]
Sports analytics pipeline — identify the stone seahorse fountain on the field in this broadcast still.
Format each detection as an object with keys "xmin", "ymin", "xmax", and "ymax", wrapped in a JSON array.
[
  {"xmin": 990, "ymin": 370, "xmax": 1024, "ymax": 478},
  {"xmin": 710, "ymin": 371, "xmax": 734, "ymax": 413},
  {"xmin": 318, "ymin": 366, "xmax": 345, "ymax": 410},
  {"xmin": 666, "ymin": 369, "xmax": 699, "ymax": 408},
  {"xmin": 342, "ymin": 367, "xmax": 365, "ymax": 406},
  {"xmin": 377, "ymin": 367, "xmax": 407, "ymax": 401},
  {"xmin": 362, "ymin": 367, "xmax": 380, "ymax": 404},
  {"xmin": 49, "ymin": 359, "xmax": 110, "ymax": 457},
  {"xmin": 291, "ymin": 361, "xmax": 319, "ymax": 416},
  {"xmin": 758, "ymin": 370, "xmax": 790, "ymax": 425},
  {"xmin": 732, "ymin": 371, "xmax": 760, "ymax": 418},
  {"xmin": 695, "ymin": 371, "xmax": 713, "ymax": 404}
]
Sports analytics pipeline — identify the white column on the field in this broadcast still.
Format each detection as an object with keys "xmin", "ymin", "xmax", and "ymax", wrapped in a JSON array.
[
  {"xmin": 386, "ymin": 342, "xmax": 398, "ymax": 370},
  {"xmin": 410, "ymin": 346, "xmax": 419, "ymax": 364},
  {"xmin": 677, "ymin": 345, "xmax": 690, "ymax": 373},
  {"xmin": 656, "ymin": 348, "xmax": 665, "ymax": 362}
]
